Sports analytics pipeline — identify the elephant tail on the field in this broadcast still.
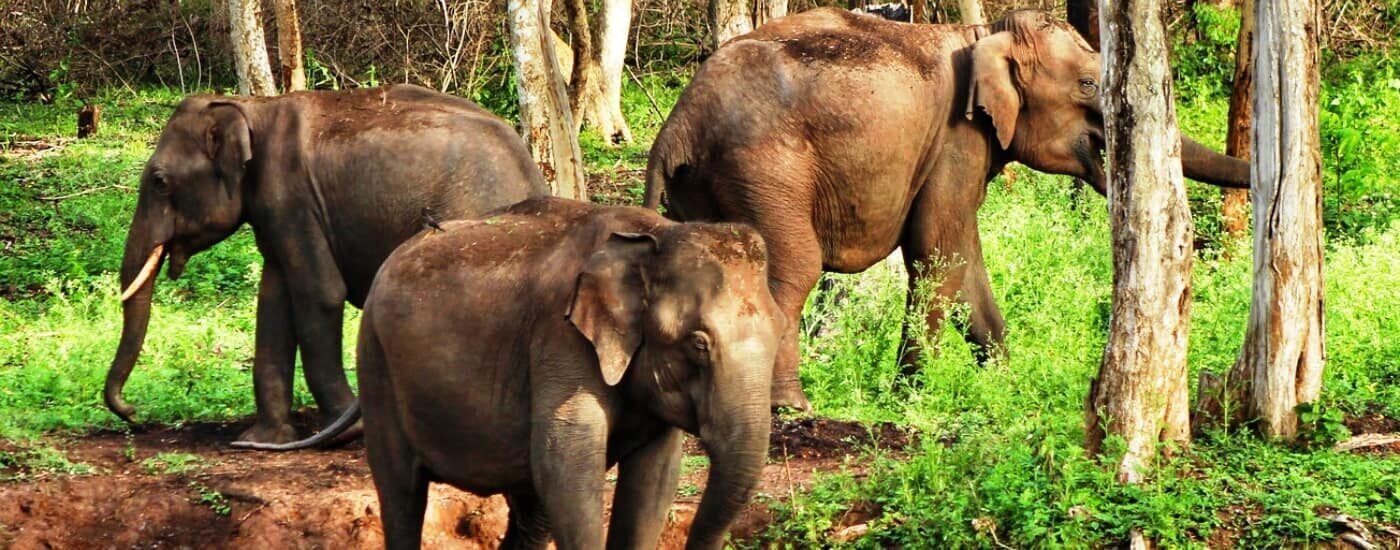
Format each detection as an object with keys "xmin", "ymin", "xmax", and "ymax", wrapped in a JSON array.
[{"xmin": 229, "ymin": 402, "xmax": 362, "ymax": 452}]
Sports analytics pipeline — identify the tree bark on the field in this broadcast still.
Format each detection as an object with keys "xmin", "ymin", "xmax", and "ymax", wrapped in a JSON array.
[
  {"xmin": 912, "ymin": 0, "xmax": 926, "ymax": 23},
  {"xmin": 271, "ymin": 0, "xmax": 306, "ymax": 92},
  {"xmin": 958, "ymin": 0, "xmax": 985, "ymax": 24},
  {"xmin": 711, "ymin": 0, "xmax": 786, "ymax": 49},
  {"xmin": 1085, "ymin": 0, "xmax": 1193, "ymax": 484},
  {"xmin": 509, "ymin": 0, "xmax": 589, "ymax": 200},
  {"xmin": 564, "ymin": 0, "xmax": 634, "ymax": 144},
  {"xmin": 1226, "ymin": 0, "xmax": 1325, "ymax": 440},
  {"xmin": 1221, "ymin": 0, "xmax": 1254, "ymax": 237},
  {"xmin": 1067, "ymin": 0, "xmax": 1101, "ymax": 50},
  {"xmin": 228, "ymin": 0, "xmax": 278, "ymax": 96}
]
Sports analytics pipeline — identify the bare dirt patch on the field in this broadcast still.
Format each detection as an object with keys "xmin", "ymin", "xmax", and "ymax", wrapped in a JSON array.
[{"xmin": 0, "ymin": 415, "xmax": 913, "ymax": 549}]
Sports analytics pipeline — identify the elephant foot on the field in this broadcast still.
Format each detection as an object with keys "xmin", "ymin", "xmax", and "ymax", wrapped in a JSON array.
[
  {"xmin": 237, "ymin": 420, "xmax": 298, "ymax": 445},
  {"xmin": 770, "ymin": 382, "xmax": 812, "ymax": 413}
]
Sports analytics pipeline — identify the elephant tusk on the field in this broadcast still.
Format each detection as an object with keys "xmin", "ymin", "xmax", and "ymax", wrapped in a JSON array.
[{"xmin": 120, "ymin": 244, "xmax": 165, "ymax": 302}]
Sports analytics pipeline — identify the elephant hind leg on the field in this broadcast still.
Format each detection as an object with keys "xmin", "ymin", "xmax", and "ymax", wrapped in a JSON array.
[
  {"xmin": 502, "ymin": 492, "xmax": 551, "ymax": 550},
  {"xmin": 360, "ymin": 326, "xmax": 429, "ymax": 550}
]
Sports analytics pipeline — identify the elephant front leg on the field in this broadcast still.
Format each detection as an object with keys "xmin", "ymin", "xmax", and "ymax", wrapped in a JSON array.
[
  {"xmin": 531, "ymin": 392, "xmax": 610, "ymax": 549},
  {"xmin": 606, "ymin": 429, "xmax": 684, "ymax": 550},
  {"xmin": 237, "ymin": 263, "xmax": 297, "ymax": 445}
]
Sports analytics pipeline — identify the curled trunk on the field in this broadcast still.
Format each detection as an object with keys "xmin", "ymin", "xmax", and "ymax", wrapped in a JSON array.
[{"xmin": 104, "ymin": 220, "xmax": 166, "ymax": 422}]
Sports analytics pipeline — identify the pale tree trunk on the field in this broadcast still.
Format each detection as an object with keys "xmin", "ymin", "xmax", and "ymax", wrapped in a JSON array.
[
  {"xmin": 271, "ymin": 0, "xmax": 306, "ymax": 92},
  {"xmin": 1226, "ymin": 0, "xmax": 1325, "ymax": 440},
  {"xmin": 1067, "ymin": 0, "xmax": 1101, "ymax": 50},
  {"xmin": 1221, "ymin": 0, "xmax": 1254, "ymax": 237},
  {"xmin": 509, "ymin": 0, "xmax": 589, "ymax": 200},
  {"xmin": 711, "ymin": 0, "xmax": 786, "ymax": 49},
  {"xmin": 958, "ymin": 0, "xmax": 985, "ymax": 24},
  {"xmin": 1085, "ymin": 0, "xmax": 1193, "ymax": 486},
  {"xmin": 564, "ymin": 0, "xmax": 633, "ymax": 145},
  {"xmin": 228, "ymin": 0, "xmax": 278, "ymax": 96}
]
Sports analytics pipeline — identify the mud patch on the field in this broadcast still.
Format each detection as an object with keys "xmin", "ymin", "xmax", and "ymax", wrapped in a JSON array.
[{"xmin": 0, "ymin": 415, "xmax": 906, "ymax": 548}]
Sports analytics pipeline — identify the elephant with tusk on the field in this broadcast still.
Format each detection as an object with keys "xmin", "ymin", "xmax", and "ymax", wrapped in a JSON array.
[{"xmin": 106, "ymin": 84, "xmax": 547, "ymax": 446}]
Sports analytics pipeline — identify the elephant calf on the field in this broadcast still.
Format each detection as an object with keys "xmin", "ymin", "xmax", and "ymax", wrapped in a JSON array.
[{"xmin": 239, "ymin": 197, "xmax": 785, "ymax": 550}]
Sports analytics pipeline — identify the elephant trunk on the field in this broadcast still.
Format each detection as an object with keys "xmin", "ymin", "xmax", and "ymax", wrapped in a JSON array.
[
  {"xmin": 105, "ymin": 204, "xmax": 168, "ymax": 423},
  {"xmin": 1181, "ymin": 136, "xmax": 1251, "ymax": 188},
  {"xmin": 687, "ymin": 401, "xmax": 770, "ymax": 549}
]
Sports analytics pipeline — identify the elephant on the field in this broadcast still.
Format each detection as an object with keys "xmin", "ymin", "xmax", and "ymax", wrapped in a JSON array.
[
  {"xmin": 104, "ymin": 84, "xmax": 548, "ymax": 445},
  {"xmin": 232, "ymin": 197, "xmax": 785, "ymax": 550},
  {"xmin": 642, "ymin": 8, "xmax": 1251, "ymax": 410}
]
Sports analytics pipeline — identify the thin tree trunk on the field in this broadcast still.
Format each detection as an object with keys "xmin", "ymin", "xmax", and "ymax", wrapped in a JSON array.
[
  {"xmin": 1222, "ymin": 0, "xmax": 1254, "ymax": 237},
  {"xmin": 564, "ymin": 0, "xmax": 633, "ymax": 145},
  {"xmin": 711, "ymin": 0, "xmax": 753, "ymax": 49},
  {"xmin": 228, "ymin": 0, "xmax": 277, "ymax": 96},
  {"xmin": 958, "ymin": 0, "xmax": 984, "ymax": 24},
  {"xmin": 1085, "ymin": 0, "xmax": 1193, "ymax": 484},
  {"xmin": 912, "ymin": 0, "xmax": 926, "ymax": 23},
  {"xmin": 271, "ymin": 0, "xmax": 305, "ymax": 92},
  {"xmin": 1067, "ymin": 0, "xmax": 1100, "ymax": 50},
  {"xmin": 753, "ymin": 0, "xmax": 787, "ymax": 28},
  {"xmin": 1226, "ymin": 0, "xmax": 1325, "ymax": 440},
  {"xmin": 509, "ymin": 0, "xmax": 589, "ymax": 200}
]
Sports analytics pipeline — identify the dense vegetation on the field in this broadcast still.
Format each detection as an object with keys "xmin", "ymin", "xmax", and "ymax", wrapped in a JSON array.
[{"xmin": 2, "ymin": 4, "xmax": 1398, "ymax": 547}]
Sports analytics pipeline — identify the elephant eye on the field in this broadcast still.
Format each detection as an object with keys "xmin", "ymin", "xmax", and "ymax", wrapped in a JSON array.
[
  {"xmin": 1079, "ymin": 78, "xmax": 1097, "ymax": 90},
  {"xmin": 690, "ymin": 331, "xmax": 711, "ymax": 354},
  {"xmin": 151, "ymin": 174, "xmax": 171, "ymax": 195}
]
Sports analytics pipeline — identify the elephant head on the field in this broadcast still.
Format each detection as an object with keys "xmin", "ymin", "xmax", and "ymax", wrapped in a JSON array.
[
  {"xmin": 567, "ymin": 224, "xmax": 784, "ymax": 548},
  {"xmin": 966, "ymin": 10, "xmax": 1249, "ymax": 194},
  {"xmin": 105, "ymin": 98, "xmax": 255, "ymax": 422}
]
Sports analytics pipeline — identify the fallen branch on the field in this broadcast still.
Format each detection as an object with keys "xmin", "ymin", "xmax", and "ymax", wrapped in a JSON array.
[
  {"xmin": 38, "ymin": 184, "xmax": 136, "ymax": 201},
  {"xmin": 1334, "ymin": 433, "xmax": 1400, "ymax": 452}
]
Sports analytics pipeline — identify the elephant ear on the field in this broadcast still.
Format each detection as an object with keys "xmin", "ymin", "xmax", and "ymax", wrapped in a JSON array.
[
  {"xmin": 204, "ymin": 102, "xmax": 253, "ymax": 199},
  {"xmin": 965, "ymin": 32, "xmax": 1021, "ymax": 151},
  {"xmin": 567, "ymin": 232, "xmax": 659, "ymax": 386}
]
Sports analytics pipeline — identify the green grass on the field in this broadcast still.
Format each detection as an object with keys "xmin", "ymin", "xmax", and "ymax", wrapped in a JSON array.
[{"xmin": 1, "ymin": 51, "xmax": 1398, "ymax": 548}]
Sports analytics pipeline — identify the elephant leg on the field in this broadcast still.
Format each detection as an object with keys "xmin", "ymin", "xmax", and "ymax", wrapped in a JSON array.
[
  {"xmin": 606, "ymin": 429, "xmax": 684, "ymax": 550},
  {"xmin": 237, "ymin": 262, "xmax": 298, "ymax": 444},
  {"xmin": 758, "ymin": 222, "xmax": 823, "ymax": 412},
  {"xmin": 897, "ymin": 205, "xmax": 980, "ymax": 375},
  {"xmin": 531, "ymin": 391, "xmax": 608, "ymax": 549},
  {"xmin": 958, "ymin": 252, "xmax": 1007, "ymax": 365},
  {"xmin": 283, "ymin": 263, "xmax": 356, "ymax": 422},
  {"xmin": 365, "ymin": 416, "xmax": 429, "ymax": 550},
  {"xmin": 502, "ymin": 491, "xmax": 551, "ymax": 550}
]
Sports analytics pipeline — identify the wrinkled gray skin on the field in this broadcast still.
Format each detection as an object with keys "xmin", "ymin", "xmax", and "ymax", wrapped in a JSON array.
[
  {"xmin": 105, "ymin": 84, "xmax": 547, "ymax": 445},
  {"xmin": 237, "ymin": 197, "xmax": 785, "ymax": 550},
  {"xmin": 643, "ymin": 9, "xmax": 1251, "ymax": 410}
]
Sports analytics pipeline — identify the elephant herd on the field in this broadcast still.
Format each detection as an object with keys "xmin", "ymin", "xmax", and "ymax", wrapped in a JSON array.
[{"xmin": 99, "ymin": 8, "xmax": 1249, "ymax": 549}]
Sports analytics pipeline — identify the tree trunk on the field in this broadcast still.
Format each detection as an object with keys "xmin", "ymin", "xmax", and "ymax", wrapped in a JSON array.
[
  {"xmin": 271, "ymin": 0, "xmax": 306, "ymax": 92},
  {"xmin": 1225, "ymin": 0, "xmax": 1325, "ymax": 440},
  {"xmin": 1221, "ymin": 0, "xmax": 1254, "ymax": 237},
  {"xmin": 912, "ymin": 0, "xmax": 926, "ymax": 23},
  {"xmin": 1085, "ymin": 0, "xmax": 1193, "ymax": 484},
  {"xmin": 958, "ymin": 0, "xmax": 985, "ymax": 24},
  {"xmin": 228, "ymin": 0, "xmax": 278, "ymax": 96},
  {"xmin": 509, "ymin": 0, "xmax": 589, "ymax": 200},
  {"xmin": 1067, "ymin": 0, "xmax": 1101, "ymax": 50},
  {"xmin": 564, "ymin": 0, "xmax": 634, "ymax": 145},
  {"xmin": 711, "ymin": 0, "xmax": 786, "ymax": 49}
]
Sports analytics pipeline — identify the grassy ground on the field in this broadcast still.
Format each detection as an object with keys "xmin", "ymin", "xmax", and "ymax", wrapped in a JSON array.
[{"xmin": 2, "ymin": 58, "xmax": 1398, "ymax": 547}]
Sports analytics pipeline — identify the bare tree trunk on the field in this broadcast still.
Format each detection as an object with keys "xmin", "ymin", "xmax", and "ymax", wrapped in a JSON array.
[
  {"xmin": 1085, "ymin": 0, "xmax": 1193, "ymax": 485},
  {"xmin": 958, "ymin": 0, "xmax": 985, "ymax": 24},
  {"xmin": 1226, "ymin": 0, "xmax": 1325, "ymax": 440},
  {"xmin": 1221, "ymin": 0, "xmax": 1254, "ymax": 237},
  {"xmin": 711, "ymin": 0, "xmax": 786, "ymax": 49},
  {"xmin": 509, "ymin": 0, "xmax": 589, "ymax": 200},
  {"xmin": 1067, "ymin": 0, "xmax": 1101, "ymax": 50},
  {"xmin": 565, "ymin": 0, "xmax": 634, "ymax": 145},
  {"xmin": 228, "ymin": 0, "xmax": 277, "ymax": 96},
  {"xmin": 912, "ymin": 0, "xmax": 926, "ymax": 23},
  {"xmin": 271, "ymin": 0, "xmax": 305, "ymax": 92}
]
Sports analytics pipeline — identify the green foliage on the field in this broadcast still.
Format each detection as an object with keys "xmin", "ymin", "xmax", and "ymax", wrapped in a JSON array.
[
  {"xmin": 0, "ymin": 445, "xmax": 96, "ymax": 480},
  {"xmin": 1295, "ymin": 402, "xmax": 1351, "ymax": 450},
  {"xmin": 1172, "ymin": 3, "xmax": 1242, "ymax": 100},
  {"xmin": 189, "ymin": 481, "xmax": 231, "ymax": 516}
]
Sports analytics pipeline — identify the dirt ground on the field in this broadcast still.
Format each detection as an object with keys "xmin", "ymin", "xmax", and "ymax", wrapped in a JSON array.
[{"xmin": 0, "ymin": 415, "xmax": 913, "ymax": 549}]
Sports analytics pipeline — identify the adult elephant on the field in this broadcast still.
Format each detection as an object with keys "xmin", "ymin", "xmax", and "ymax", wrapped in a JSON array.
[
  {"xmin": 105, "ymin": 84, "xmax": 547, "ymax": 445},
  {"xmin": 642, "ymin": 8, "xmax": 1250, "ymax": 410}
]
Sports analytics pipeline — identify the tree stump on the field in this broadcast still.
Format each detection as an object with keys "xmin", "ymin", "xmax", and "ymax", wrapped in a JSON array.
[{"xmin": 77, "ymin": 105, "xmax": 101, "ymax": 138}]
